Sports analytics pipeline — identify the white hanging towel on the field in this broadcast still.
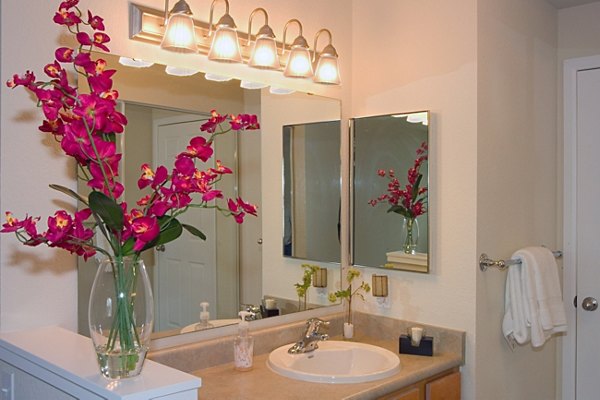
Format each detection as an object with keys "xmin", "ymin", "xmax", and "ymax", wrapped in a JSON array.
[{"xmin": 502, "ymin": 246, "xmax": 567, "ymax": 348}]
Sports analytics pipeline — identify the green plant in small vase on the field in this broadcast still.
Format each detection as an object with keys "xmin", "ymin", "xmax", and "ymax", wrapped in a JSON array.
[
  {"xmin": 328, "ymin": 267, "xmax": 370, "ymax": 339},
  {"xmin": 295, "ymin": 264, "xmax": 320, "ymax": 311}
]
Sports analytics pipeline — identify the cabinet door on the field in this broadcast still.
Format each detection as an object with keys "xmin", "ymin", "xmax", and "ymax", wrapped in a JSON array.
[
  {"xmin": 378, "ymin": 386, "xmax": 420, "ymax": 400},
  {"xmin": 425, "ymin": 371, "xmax": 461, "ymax": 400}
]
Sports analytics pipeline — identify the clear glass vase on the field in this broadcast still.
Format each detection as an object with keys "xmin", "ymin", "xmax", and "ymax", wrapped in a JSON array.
[
  {"xmin": 401, "ymin": 217, "xmax": 419, "ymax": 254},
  {"xmin": 88, "ymin": 257, "xmax": 154, "ymax": 379}
]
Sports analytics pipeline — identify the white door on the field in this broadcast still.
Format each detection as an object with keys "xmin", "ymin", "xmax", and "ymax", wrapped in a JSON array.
[
  {"xmin": 563, "ymin": 57, "xmax": 600, "ymax": 399},
  {"xmin": 153, "ymin": 115, "xmax": 217, "ymax": 331},
  {"xmin": 575, "ymin": 67, "xmax": 600, "ymax": 399}
]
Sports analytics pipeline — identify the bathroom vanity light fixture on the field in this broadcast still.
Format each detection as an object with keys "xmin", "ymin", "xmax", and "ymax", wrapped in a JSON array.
[
  {"xmin": 312, "ymin": 29, "xmax": 340, "ymax": 85},
  {"xmin": 160, "ymin": 0, "xmax": 198, "ymax": 53},
  {"xmin": 129, "ymin": 3, "xmax": 340, "ymax": 85},
  {"xmin": 312, "ymin": 268, "xmax": 328, "ymax": 288}
]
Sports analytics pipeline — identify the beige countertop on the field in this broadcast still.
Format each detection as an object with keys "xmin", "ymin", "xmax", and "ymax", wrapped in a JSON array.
[{"xmin": 191, "ymin": 336, "xmax": 462, "ymax": 400}]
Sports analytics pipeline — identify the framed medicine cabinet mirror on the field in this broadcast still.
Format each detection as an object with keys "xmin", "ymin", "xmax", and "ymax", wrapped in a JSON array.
[{"xmin": 350, "ymin": 112, "xmax": 430, "ymax": 273}]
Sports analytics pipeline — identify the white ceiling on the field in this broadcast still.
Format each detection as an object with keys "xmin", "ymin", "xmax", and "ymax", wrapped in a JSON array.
[{"xmin": 546, "ymin": 0, "xmax": 600, "ymax": 9}]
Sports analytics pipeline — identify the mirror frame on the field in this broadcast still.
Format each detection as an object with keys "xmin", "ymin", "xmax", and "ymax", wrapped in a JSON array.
[{"xmin": 349, "ymin": 111, "xmax": 430, "ymax": 273}]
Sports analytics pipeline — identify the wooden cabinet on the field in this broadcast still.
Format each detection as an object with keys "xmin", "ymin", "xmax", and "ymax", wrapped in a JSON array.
[
  {"xmin": 378, "ymin": 369, "xmax": 461, "ymax": 400},
  {"xmin": 379, "ymin": 386, "xmax": 420, "ymax": 400},
  {"xmin": 425, "ymin": 370, "xmax": 461, "ymax": 400}
]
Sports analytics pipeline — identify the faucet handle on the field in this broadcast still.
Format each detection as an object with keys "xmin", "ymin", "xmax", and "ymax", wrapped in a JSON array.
[{"xmin": 305, "ymin": 318, "xmax": 329, "ymax": 334}]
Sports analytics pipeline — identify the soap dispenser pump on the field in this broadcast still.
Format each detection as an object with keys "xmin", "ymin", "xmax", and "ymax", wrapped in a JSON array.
[
  {"xmin": 199, "ymin": 302, "xmax": 212, "ymax": 329},
  {"xmin": 234, "ymin": 311, "xmax": 254, "ymax": 371}
]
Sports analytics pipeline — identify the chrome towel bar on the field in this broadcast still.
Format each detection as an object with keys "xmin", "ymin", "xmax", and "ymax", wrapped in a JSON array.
[{"xmin": 479, "ymin": 250, "xmax": 563, "ymax": 271}]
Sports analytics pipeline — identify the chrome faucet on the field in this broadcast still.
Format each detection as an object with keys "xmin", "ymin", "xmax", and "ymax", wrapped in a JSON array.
[
  {"xmin": 288, "ymin": 318, "xmax": 330, "ymax": 354},
  {"xmin": 240, "ymin": 304, "xmax": 262, "ymax": 320}
]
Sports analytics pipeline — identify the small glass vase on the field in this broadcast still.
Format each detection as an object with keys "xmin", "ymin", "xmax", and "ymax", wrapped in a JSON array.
[
  {"xmin": 88, "ymin": 257, "xmax": 154, "ymax": 379},
  {"xmin": 401, "ymin": 217, "xmax": 419, "ymax": 254}
]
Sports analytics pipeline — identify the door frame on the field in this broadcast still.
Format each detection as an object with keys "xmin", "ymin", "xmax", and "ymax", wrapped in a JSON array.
[{"xmin": 562, "ymin": 54, "xmax": 600, "ymax": 400}]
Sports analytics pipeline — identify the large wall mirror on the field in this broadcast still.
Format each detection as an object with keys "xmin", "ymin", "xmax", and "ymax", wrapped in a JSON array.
[
  {"xmin": 77, "ymin": 54, "xmax": 342, "ymax": 339},
  {"xmin": 351, "ymin": 112, "xmax": 430, "ymax": 273},
  {"xmin": 282, "ymin": 121, "xmax": 341, "ymax": 264}
]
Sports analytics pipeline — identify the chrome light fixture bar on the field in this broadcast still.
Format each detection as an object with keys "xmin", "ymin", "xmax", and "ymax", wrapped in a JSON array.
[{"xmin": 129, "ymin": 3, "xmax": 341, "ymax": 85}]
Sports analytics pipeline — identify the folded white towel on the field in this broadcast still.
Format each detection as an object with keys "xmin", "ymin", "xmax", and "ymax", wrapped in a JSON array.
[{"xmin": 502, "ymin": 247, "xmax": 567, "ymax": 348}]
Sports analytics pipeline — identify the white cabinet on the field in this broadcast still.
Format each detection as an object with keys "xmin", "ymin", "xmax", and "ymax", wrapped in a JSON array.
[{"xmin": 0, "ymin": 327, "xmax": 201, "ymax": 400}]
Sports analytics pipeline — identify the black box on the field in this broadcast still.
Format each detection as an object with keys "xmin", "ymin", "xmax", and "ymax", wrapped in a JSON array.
[{"xmin": 399, "ymin": 335, "xmax": 433, "ymax": 356}]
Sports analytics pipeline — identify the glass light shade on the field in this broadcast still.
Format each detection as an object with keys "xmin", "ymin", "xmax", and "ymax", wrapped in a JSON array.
[
  {"xmin": 161, "ymin": 13, "xmax": 198, "ymax": 53},
  {"xmin": 240, "ymin": 80, "xmax": 269, "ymax": 89},
  {"xmin": 208, "ymin": 26, "xmax": 242, "ymax": 63},
  {"xmin": 269, "ymin": 87, "xmax": 296, "ymax": 95},
  {"xmin": 205, "ymin": 73, "xmax": 233, "ymax": 82},
  {"xmin": 249, "ymin": 36, "xmax": 280, "ymax": 70},
  {"xmin": 314, "ymin": 54, "xmax": 341, "ymax": 85},
  {"xmin": 283, "ymin": 46, "xmax": 313, "ymax": 78},
  {"xmin": 165, "ymin": 66, "xmax": 200, "ymax": 76},
  {"xmin": 118, "ymin": 57, "xmax": 154, "ymax": 68}
]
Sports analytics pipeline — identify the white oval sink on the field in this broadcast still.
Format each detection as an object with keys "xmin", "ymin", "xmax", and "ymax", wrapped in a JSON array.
[{"xmin": 267, "ymin": 340, "xmax": 401, "ymax": 384}]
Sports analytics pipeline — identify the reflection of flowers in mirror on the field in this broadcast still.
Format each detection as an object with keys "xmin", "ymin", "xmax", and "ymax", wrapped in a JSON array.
[{"xmin": 368, "ymin": 142, "xmax": 428, "ymax": 220}]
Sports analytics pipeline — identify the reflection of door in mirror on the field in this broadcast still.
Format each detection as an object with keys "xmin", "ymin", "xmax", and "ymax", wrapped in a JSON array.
[
  {"xmin": 153, "ymin": 114, "xmax": 217, "ymax": 332},
  {"xmin": 282, "ymin": 121, "xmax": 341, "ymax": 264},
  {"xmin": 351, "ymin": 112, "xmax": 430, "ymax": 273}
]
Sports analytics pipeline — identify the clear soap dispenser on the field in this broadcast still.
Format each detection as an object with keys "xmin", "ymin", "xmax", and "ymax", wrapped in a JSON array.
[
  {"xmin": 198, "ymin": 302, "xmax": 213, "ymax": 329},
  {"xmin": 234, "ymin": 311, "xmax": 254, "ymax": 371}
]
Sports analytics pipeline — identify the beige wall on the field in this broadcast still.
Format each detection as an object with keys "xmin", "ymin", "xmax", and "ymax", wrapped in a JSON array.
[
  {"xmin": 350, "ymin": 0, "xmax": 479, "ymax": 397},
  {"xmin": 558, "ymin": 2, "xmax": 600, "ymax": 61},
  {"xmin": 477, "ymin": 1, "xmax": 558, "ymax": 399},
  {"xmin": 1, "ymin": 0, "xmax": 79, "ymax": 332}
]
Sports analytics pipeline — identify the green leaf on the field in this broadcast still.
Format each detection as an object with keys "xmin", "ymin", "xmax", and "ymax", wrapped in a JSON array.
[
  {"xmin": 88, "ymin": 191, "xmax": 124, "ymax": 231},
  {"xmin": 388, "ymin": 205, "xmax": 410, "ymax": 219},
  {"xmin": 141, "ymin": 217, "xmax": 183, "ymax": 251},
  {"xmin": 49, "ymin": 184, "xmax": 88, "ymax": 205},
  {"xmin": 411, "ymin": 174, "xmax": 423, "ymax": 201},
  {"xmin": 120, "ymin": 237, "xmax": 135, "ymax": 256},
  {"xmin": 182, "ymin": 224, "xmax": 207, "ymax": 240}
]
